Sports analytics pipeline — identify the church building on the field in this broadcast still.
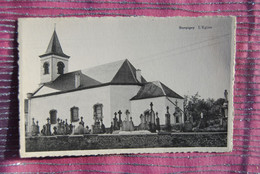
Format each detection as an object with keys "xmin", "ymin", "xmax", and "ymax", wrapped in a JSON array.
[{"xmin": 25, "ymin": 30, "xmax": 184, "ymax": 135}]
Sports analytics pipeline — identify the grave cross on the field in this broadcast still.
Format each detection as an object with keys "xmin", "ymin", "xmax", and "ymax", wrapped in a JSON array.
[
  {"xmin": 150, "ymin": 102, "xmax": 153, "ymax": 111},
  {"xmin": 118, "ymin": 110, "xmax": 122, "ymax": 123},
  {"xmin": 57, "ymin": 118, "xmax": 60, "ymax": 123},
  {"xmin": 47, "ymin": 118, "xmax": 50, "ymax": 124},
  {"xmin": 114, "ymin": 112, "xmax": 117, "ymax": 117},
  {"xmin": 118, "ymin": 110, "xmax": 122, "ymax": 116}
]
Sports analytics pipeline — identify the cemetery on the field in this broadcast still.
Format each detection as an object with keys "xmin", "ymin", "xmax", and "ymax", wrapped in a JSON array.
[{"xmin": 26, "ymin": 97, "xmax": 228, "ymax": 151}]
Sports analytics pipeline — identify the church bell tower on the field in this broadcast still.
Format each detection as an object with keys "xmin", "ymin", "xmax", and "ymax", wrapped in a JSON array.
[{"xmin": 39, "ymin": 30, "xmax": 70, "ymax": 84}]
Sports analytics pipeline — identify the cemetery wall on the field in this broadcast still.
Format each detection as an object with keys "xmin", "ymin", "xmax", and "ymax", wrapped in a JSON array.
[{"xmin": 26, "ymin": 132, "xmax": 227, "ymax": 152}]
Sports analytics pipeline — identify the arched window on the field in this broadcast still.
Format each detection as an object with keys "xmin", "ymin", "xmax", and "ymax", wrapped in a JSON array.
[
  {"xmin": 57, "ymin": 62, "xmax": 65, "ymax": 74},
  {"xmin": 70, "ymin": 106, "xmax": 79, "ymax": 122},
  {"xmin": 49, "ymin": 109, "xmax": 57, "ymax": 124},
  {"xmin": 43, "ymin": 62, "xmax": 49, "ymax": 74}
]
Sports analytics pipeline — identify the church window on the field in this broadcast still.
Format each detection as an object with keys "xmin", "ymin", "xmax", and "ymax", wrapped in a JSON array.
[
  {"xmin": 57, "ymin": 62, "xmax": 65, "ymax": 74},
  {"xmin": 70, "ymin": 106, "xmax": 79, "ymax": 122},
  {"xmin": 43, "ymin": 62, "xmax": 49, "ymax": 74},
  {"xmin": 49, "ymin": 109, "xmax": 57, "ymax": 124},
  {"xmin": 93, "ymin": 104, "xmax": 103, "ymax": 121}
]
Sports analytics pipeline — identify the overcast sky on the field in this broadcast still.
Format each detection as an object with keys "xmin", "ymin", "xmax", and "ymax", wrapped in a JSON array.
[{"xmin": 19, "ymin": 17, "xmax": 235, "ymax": 100}]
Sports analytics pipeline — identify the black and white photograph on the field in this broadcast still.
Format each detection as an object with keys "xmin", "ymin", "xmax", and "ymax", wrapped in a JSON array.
[{"xmin": 18, "ymin": 17, "xmax": 235, "ymax": 158}]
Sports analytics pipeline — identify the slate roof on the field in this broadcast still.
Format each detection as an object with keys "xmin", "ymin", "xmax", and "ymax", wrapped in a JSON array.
[
  {"xmin": 36, "ymin": 59, "xmax": 147, "ymax": 94},
  {"xmin": 131, "ymin": 81, "xmax": 183, "ymax": 100},
  {"xmin": 44, "ymin": 70, "xmax": 101, "ymax": 91},
  {"xmin": 39, "ymin": 30, "xmax": 70, "ymax": 58}
]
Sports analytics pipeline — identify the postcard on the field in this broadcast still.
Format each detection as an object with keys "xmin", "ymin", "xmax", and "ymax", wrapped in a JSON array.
[{"xmin": 18, "ymin": 16, "xmax": 236, "ymax": 158}]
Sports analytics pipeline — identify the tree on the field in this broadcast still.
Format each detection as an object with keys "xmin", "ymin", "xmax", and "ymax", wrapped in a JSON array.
[{"xmin": 184, "ymin": 93, "xmax": 225, "ymax": 123}]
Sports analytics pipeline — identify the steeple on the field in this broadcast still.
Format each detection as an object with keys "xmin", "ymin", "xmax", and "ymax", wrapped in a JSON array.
[
  {"xmin": 39, "ymin": 30, "xmax": 70, "ymax": 58},
  {"xmin": 39, "ymin": 30, "xmax": 70, "ymax": 84}
]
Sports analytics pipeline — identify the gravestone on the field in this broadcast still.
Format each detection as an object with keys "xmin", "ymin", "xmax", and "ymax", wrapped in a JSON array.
[
  {"xmin": 53, "ymin": 126, "xmax": 57, "ymax": 135},
  {"xmin": 165, "ymin": 106, "xmax": 171, "ymax": 131},
  {"xmin": 149, "ymin": 102, "xmax": 156, "ymax": 132},
  {"xmin": 121, "ymin": 110, "xmax": 135, "ymax": 131},
  {"xmin": 41, "ymin": 125, "xmax": 46, "ymax": 136},
  {"xmin": 74, "ymin": 123, "xmax": 84, "ymax": 134},
  {"xmin": 138, "ymin": 114, "xmax": 146, "ymax": 130},
  {"xmin": 79, "ymin": 117, "xmax": 84, "ymax": 127},
  {"xmin": 113, "ymin": 112, "xmax": 119, "ymax": 130},
  {"xmin": 118, "ymin": 110, "xmax": 123, "ymax": 128},
  {"xmin": 46, "ymin": 118, "xmax": 52, "ymax": 136},
  {"xmin": 30, "ymin": 118, "xmax": 37, "ymax": 136},
  {"xmin": 101, "ymin": 119, "xmax": 106, "ymax": 133},
  {"xmin": 156, "ymin": 112, "xmax": 160, "ymax": 131}
]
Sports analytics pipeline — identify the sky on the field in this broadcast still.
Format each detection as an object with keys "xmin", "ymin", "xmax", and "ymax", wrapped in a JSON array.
[{"xmin": 19, "ymin": 17, "xmax": 235, "ymax": 100}]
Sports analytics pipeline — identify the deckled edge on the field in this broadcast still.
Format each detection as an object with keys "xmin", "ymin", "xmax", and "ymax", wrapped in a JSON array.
[{"xmin": 18, "ymin": 16, "xmax": 236, "ymax": 158}]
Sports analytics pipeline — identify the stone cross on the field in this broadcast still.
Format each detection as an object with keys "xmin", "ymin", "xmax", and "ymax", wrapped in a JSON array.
[
  {"xmin": 118, "ymin": 110, "xmax": 122, "ymax": 125},
  {"xmin": 114, "ymin": 112, "xmax": 117, "ymax": 118},
  {"xmin": 150, "ymin": 102, "xmax": 153, "ymax": 111},
  {"xmin": 118, "ymin": 110, "xmax": 122, "ymax": 117}
]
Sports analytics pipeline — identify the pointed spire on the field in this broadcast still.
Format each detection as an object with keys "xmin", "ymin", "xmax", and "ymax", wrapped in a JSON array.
[{"xmin": 39, "ymin": 30, "xmax": 70, "ymax": 58}]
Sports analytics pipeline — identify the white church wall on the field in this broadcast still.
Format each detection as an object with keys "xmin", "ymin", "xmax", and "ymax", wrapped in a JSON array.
[
  {"xmin": 110, "ymin": 85, "xmax": 141, "ymax": 122},
  {"xmin": 130, "ymin": 97, "xmax": 166, "ymax": 126},
  {"xmin": 29, "ymin": 86, "xmax": 111, "ymax": 131}
]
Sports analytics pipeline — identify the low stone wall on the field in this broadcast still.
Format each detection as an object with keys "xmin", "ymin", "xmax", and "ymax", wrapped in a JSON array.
[{"xmin": 26, "ymin": 132, "xmax": 227, "ymax": 152}]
